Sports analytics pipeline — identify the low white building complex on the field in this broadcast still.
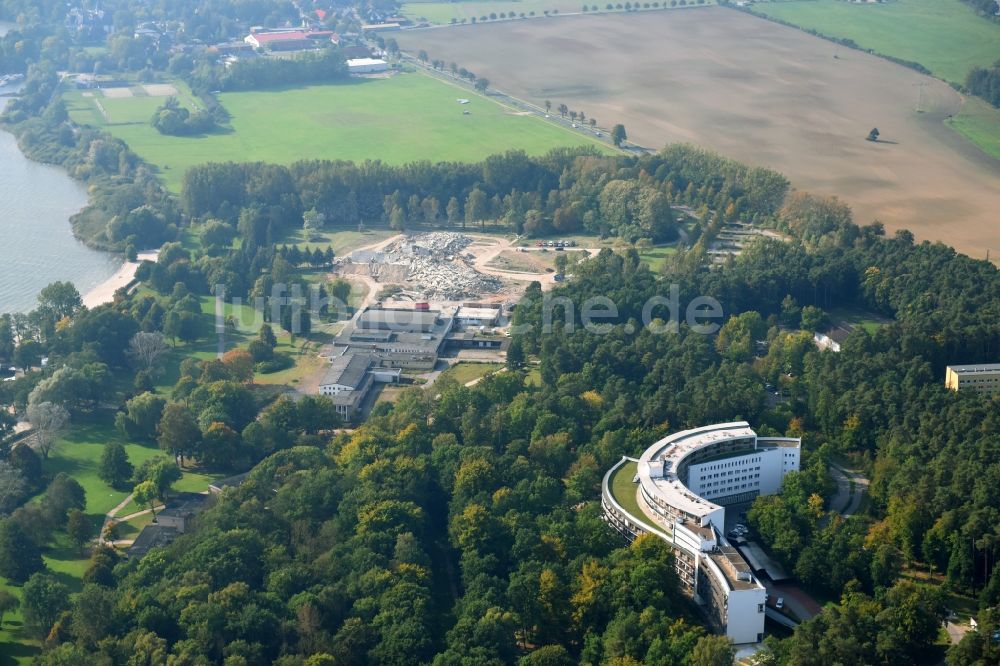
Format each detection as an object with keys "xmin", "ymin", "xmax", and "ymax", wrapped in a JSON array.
[
  {"xmin": 346, "ymin": 57, "xmax": 389, "ymax": 74},
  {"xmin": 602, "ymin": 422, "xmax": 801, "ymax": 644}
]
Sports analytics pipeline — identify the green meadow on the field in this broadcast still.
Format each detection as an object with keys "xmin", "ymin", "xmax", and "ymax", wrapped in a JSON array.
[
  {"xmin": 64, "ymin": 73, "xmax": 609, "ymax": 192},
  {"xmin": 750, "ymin": 0, "xmax": 1000, "ymax": 85}
]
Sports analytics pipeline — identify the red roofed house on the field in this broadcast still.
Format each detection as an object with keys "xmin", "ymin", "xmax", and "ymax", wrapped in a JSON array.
[{"xmin": 244, "ymin": 28, "xmax": 339, "ymax": 51}]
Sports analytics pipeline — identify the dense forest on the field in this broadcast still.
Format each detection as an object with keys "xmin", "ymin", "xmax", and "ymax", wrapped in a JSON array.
[
  {"xmin": 2, "ymin": 141, "xmax": 997, "ymax": 663},
  {"xmin": 2, "ymin": 0, "xmax": 1000, "ymax": 662}
]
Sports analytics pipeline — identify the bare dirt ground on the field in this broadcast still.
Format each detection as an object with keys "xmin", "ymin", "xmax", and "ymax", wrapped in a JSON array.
[
  {"xmin": 396, "ymin": 8, "xmax": 1000, "ymax": 261},
  {"xmin": 141, "ymin": 83, "xmax": 179, "ymax": 97}
]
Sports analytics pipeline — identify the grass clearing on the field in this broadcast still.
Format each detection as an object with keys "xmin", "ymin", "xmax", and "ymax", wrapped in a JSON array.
[
  {"xmin": 64, "ymin": 73, "xmax": 608, "ymax": 192},
  {"xmin": 282, "ymin": 228, "xmax": 397, "ymax": 256},
  {"xmin": 749, "ymin": 0, "xmax": 1000, "ymax": 86},
  {"xmin": 44, "ymin": 413, "xmax": 163, "ymax": 520},
  {"xmin": 828, "ymin": 306, "xmax": 892, "ymax": 336},
  {"xmin": 115, "ymin": 511, "xmax": 155, "ymax": 540},
  {"xmin": 637, "ymin": 245, "xmax": 676, "ymax": 271},
  {"xmin": 375, "ymin": 384, "xmax": 408, "ymax": 405},
  {"xmin": 486, "ymin": 249, "xmax": 555, "ymax": 273},
  {"xmin": 948, "ymin": 96, "xmax": 1000, "ymax": 162}
]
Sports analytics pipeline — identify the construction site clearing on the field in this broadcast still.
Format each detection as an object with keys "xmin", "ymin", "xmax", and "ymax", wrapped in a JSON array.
[{"xmin": 335, "ymin": 232, "xmax": 509, "ymax": 303}]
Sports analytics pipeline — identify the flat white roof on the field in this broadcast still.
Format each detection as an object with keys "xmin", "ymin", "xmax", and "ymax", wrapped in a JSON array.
[
  {"xmin": 948, "ymin": 363, "xmax": 1000, "ymax": 374},
  {"xmin": 456, "ymin": 306, "xmax": 500, "ymax": 320},
  {"xmin": 638, "ymin": 422, "xmax": 757, "ymax": 521},
  {"xmin": 346, "ymin": 57, "xmax": 388, "ymax": 67}
]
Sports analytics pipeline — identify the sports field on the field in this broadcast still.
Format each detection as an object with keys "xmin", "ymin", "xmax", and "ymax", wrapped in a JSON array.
[
  {"xmin": 749, "ymin": 0, "xmax": 1000, "ymax": 85},
  {"xmin": 396, "ymin": 8, "xmax": 1000, "ymax": 261},
  {"xmin": 63, "ymin": 73, "xmax": 608, "ymax": 192}
]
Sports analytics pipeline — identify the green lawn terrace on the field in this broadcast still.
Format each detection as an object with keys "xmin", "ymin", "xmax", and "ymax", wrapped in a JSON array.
[
  {"xmin": 64, "ymin": 72, "xmax": 610, "ymax": 192},
  {"xmin": 606, "ymin": 458, "xmax": 661, "ymax": 534}
]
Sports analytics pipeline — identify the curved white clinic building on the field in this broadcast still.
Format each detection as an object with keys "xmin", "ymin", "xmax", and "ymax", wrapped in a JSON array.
[{"xmin": 601, "ymin": 422, "xmax": 800, "ymax": 644}]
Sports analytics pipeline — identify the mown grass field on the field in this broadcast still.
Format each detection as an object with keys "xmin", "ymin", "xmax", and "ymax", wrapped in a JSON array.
[
  {"xmin": 749, "ymin": 0, "xmax": 1000, "ymax": 85},
  {"xmin": 64, "ymin": 73, "xmax": 608, "ymax": 192},
  {"xmin": 64, "ymin": 80, "xmax": 201, "ymax": 126},
  {"xmin": 637, "ymin": 245, "xmax": 676, "ymax": 271}
]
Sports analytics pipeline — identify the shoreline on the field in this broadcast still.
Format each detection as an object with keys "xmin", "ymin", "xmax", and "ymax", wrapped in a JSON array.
[{"xmin": 82, "ymin": 251, "xmax": 158, "ymax": 309}]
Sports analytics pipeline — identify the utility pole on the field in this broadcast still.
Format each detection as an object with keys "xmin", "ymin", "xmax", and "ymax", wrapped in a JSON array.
[{"xmin": 913, "ymin": 81, "xmax": 927, "ymax": 113}]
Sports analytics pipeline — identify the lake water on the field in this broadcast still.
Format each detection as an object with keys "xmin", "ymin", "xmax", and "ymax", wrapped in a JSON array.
[{"xmin": 0, "ymin": 22, "xmax": 120, "ymax": 313}]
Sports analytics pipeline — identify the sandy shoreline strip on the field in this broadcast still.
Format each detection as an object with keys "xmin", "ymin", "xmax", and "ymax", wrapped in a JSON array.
[{"xmin": 82, "ymin": 251, "xmax": 158, "ymax": 309}]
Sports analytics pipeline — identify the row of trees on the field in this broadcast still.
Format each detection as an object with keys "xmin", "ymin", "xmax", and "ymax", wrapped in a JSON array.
[{"xmin": 966, "ymin": 60, "xmax": 1000, "ymax": 108}]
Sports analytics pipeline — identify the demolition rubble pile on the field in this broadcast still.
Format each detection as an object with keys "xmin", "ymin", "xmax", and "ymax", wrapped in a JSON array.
[{"xmin": 338, "ymin": 232, "xmax": 502, "ymax": 300}]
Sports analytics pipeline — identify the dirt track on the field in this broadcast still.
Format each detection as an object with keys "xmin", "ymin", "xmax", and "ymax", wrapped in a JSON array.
[{"xmin": 396, "ymin": 8, "xmax": 1000, "ymax": 261}]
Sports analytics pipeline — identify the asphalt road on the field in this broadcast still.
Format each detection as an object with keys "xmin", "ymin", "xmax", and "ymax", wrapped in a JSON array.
[{"xmin": 829, "ymin": 462, "xmax": 870, "ymax": 518}]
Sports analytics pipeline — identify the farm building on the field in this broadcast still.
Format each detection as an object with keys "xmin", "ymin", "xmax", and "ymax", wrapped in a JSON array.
[
  {"xmin": 244, "ymin": 29, "xmax": 338, "ymax": 50},
  {"xmin": 347, "ymin": 58, "xmax": 390, "ymax": 74}
]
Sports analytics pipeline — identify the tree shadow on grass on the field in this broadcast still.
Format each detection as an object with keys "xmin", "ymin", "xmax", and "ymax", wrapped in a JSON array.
[{"xmin": 0, "ymin": 637, "xmax": 40, "ymax": 666}]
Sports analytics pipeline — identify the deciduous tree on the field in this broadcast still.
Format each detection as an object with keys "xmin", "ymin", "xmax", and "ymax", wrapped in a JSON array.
[
  {"xmin": 611, "ymin": 123, "xmax": 627, "ymax": 147},
  {"xmin": 27, "ymin": 401, "xmax": 69, "ymax": 459},
  {"xmin": 21, "ymin": 573, "xmax": 69, "ymax": 637}
]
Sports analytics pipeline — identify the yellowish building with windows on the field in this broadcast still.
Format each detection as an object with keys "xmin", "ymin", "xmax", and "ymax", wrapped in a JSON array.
[{"xmin": 945, "ymin": 364, "xmax": 1000, "ymax": 395}]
